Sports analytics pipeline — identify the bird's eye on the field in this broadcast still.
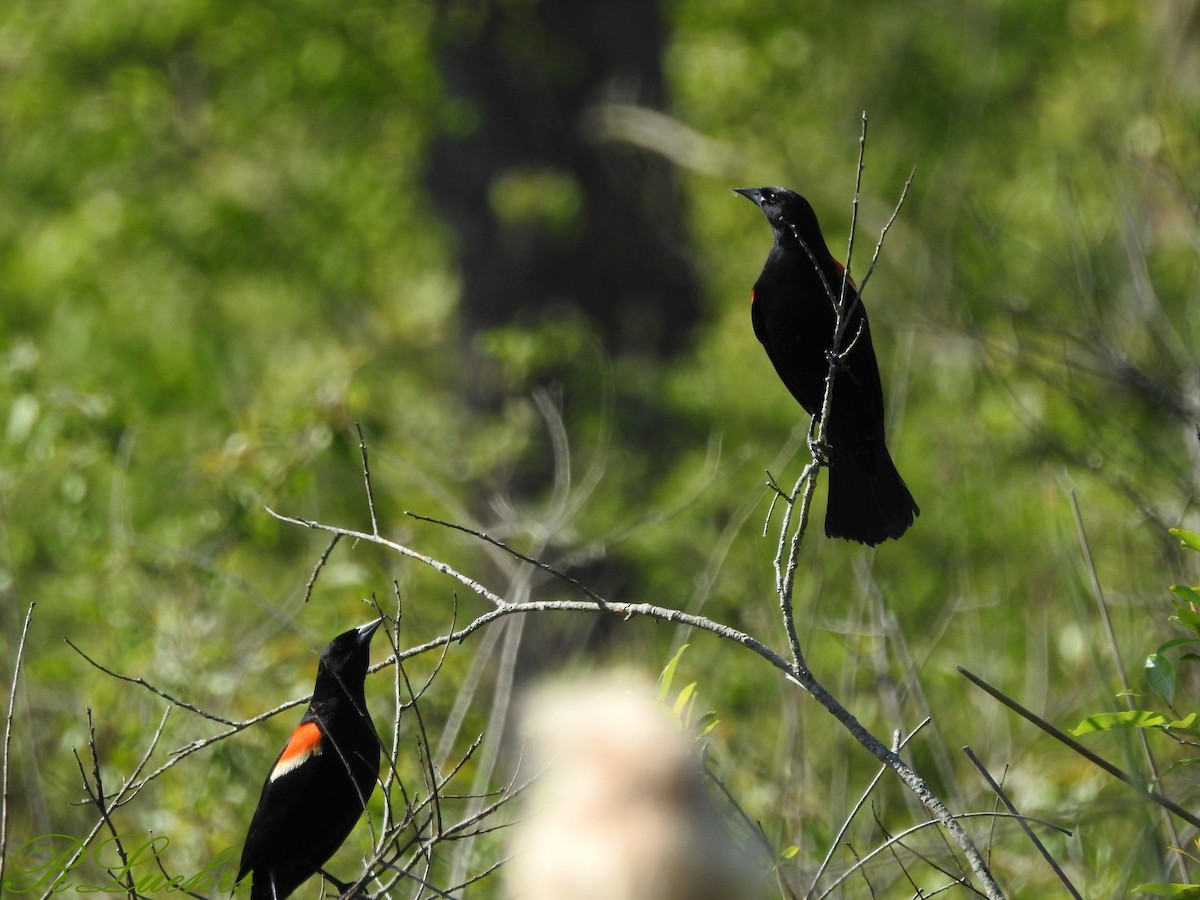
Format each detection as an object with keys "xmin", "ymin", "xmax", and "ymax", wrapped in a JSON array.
[{"xmin": 762, "ymin": 190, "xmax": 776, "ymax": 203}]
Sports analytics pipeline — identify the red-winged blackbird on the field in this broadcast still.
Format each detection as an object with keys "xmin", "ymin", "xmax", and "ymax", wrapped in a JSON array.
[
  {"xmin": 237, "ymin": 619, "xmax": 382, "ymax": 900},
  {"xmin": 734, "ymin": 186, "xmax": 918, "ymax": 545}
]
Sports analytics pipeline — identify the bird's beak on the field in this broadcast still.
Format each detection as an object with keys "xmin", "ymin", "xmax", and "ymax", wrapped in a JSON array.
[
  {"xmin": 732, "ymin": 187, "xmax": 763, "ymax": 205},
  {"xmin": 356, "ymin": 618, "xmax": 383, "ymax": 644}
]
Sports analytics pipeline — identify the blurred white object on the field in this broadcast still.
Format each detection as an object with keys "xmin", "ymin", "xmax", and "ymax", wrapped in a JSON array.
[{"xmin": 507, "ymin": 677, "xmax": 764, "ymax": 900}]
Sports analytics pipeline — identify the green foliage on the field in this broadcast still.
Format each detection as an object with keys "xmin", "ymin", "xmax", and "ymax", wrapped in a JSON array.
[
  {"xmin": 1070, "ymin": 533, "xmax": 1200, "ymax": 891},
  {"xmin": 1133, "ymin": 884, "xmax": 1200, "ymax": 898},
  {"xmin": 658, "ymin": 643, "xmax": 721, "ymax": 738}
]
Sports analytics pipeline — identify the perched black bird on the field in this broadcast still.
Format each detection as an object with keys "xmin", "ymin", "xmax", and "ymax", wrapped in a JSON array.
[
  {"xmin": 237, "ymin": 619, "xmax": 382, "ymax": 900},
  {"xmin": 734, "ymin": 186, "xmax": 918, "ymax": 545}
]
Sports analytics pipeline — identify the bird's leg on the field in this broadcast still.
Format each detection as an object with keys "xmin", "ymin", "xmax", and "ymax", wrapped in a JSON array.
[
  {"xmin": 824, "ymin": 346, "xmax": 849, "ymax": 372},
  {"xmin": 805, "ymin": 418, "xmax": 831, "ymax": 467},
  {"xmin": 319, "ymin": 869, "xmax": 372, "ymax": 899}
]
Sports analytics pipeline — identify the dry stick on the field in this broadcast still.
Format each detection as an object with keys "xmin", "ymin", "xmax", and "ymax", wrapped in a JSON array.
[
  {"xmin": 65, "ymin": 639, "xmax": 239, "ymax": 726},
  {"xmin": 705, "ymin": 765, "xmax": 801, "ymax": 900},
  {"xmin": 838, "ymin": 110, "xmax": 868, "ymax": 324},
  {"xmin": 366, "ymin": 738, "xmax": 519, "ymax": 899},
  {"xmin": 301, "ymin": 533, "xmax": 341, "ymax": 603},
  {"xmin": 958, "ymin": 666, "xmax": 1200, "ymax": 831},
  {"xmin": 444, "ymin": 390, "xmax": 592, "ymax": 888},
  {"xmin": 813, "ymin": 811, "xmax": 1065, "ymax": 900},
  {"xmin": 73, "ymin": 708, "xmax": 135, "ymax": 897},
  {"xmin": 770, "ymin": 140, "xmax": 1003, "ymax": 897},
  {"xmin": 1069, "ymin": 489, "xmax": 1184, "ymax": 874},
  {"xmin": 402, "ymin": 594, "xmax": 458, "ymax": 707},
  {"xmin": 856, "ymin": 168, "xmax": 917, "ymax": 300},
  {"xmin": 40, "ymin": 709, "xmax": 171, "ymax": 900},
  {"xmin": 370, "ymin": 591, "xmax": 405, "ymax": 846},
  {"xmin": 272, "ymin": 503, "xmax": 1004, "ymax": 896},
  {"xmin": 962, "ymin": 746, "xmax": 1083, "ymax": 899},
  {"xmin": 805, "ymin": 720, "xmax": 931, "ymax": 900},
  {"xmin": 265, "ymin": 508, "xmax": 507, "ymax": 608},
  {"xmin": 870, "ymin": 802, "xmax": 964, "ymax": 896},
  {"xmin": 356, "ymin": 422, "xmax": 380, "ymax": 537},
  {"xmin": 406, "ymin": 512, "xmax": 609, "ymax": 607},
  {"xmin": 0, "ymin": 601, "xmax": 34, "ymax": 890},
  {"xmin": 773, "ymin": 459, "xmax": 820, "ymax": 673}
]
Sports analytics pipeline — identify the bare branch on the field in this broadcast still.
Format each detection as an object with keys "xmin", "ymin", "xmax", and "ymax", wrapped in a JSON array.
[
  {"xmin": 265, "ymin": 507, "xmax": 508, "ymax": 608},
  {"xmin": 301, "ymin": 533, "xmax": 341, "ymax": 604},
  {"xmin": 73, "ymin": 708, "xmax": 135, "ymax": 897},
  {"xmin": 841, "ymin": 109, "xmax": 868, "ymax": 313},
  {"xmin": 807, "ymin": 720, "xmax": 930, "ymax": 899},
  {"xmin": 963, "ymin": 747, "xmax": 1083, "ymax": 899},
  {"xmin": 814, "ymin": 811, "xmax": 1061, "ymax": 900},
  {"xmin": 856, "ymin": 166, "xmax": 916, "ymax": 298},
  {"xmin": 0, "ymin": 601, "xmax": 34, "ymax": 889},
  {"xmin": 356, "ymin": 422, "xmax": 381, "ymax": 537},
  {"xmin": 959, "ymin": 666, "xmax": 1200, "ymax": 831},
  {"xmin": 65, "ymin": 639, "xmax": 239, "ymax": 726},
  {"xmin": 406, "ymin": 511, "xmax": 609, "ymax": 607}
]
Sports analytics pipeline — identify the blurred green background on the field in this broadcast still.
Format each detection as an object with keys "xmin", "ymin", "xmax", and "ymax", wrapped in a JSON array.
[{"xmin": 2, "ymin": 0, "xmax": 1198, "ymax": 895}]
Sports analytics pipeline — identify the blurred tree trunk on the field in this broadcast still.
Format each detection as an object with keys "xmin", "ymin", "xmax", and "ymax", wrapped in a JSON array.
[{"xmin": 425, "ymin": 0, "xmax": 699, "ymax": 361}]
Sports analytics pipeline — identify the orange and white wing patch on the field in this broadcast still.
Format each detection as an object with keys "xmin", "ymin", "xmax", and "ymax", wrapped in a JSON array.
[
  {"xmin": 270, "ymin": 721, "xmax": 323, "ymax": 782},
  {"xmin": 831, "ymin": 259, "xmax": 858, "ymax": 289}
]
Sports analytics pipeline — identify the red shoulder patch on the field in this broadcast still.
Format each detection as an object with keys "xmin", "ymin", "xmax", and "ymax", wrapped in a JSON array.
[
  {"xmin": 750, "ymin": 288, "xmax": 756, "ymax": 305},
  {"xmin": 832, "ymin": 259, "xmax": 858, "ymax": 289},
  {"xmin": 270, "ymin": 721, "xmax": 323, "ymax": 782}
]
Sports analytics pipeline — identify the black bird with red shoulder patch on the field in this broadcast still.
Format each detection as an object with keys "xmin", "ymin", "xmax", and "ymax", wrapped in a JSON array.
[
  {"xmin": 237, "ymin": 619, "xmax": 382, "ymax": 900},
  {"xmin": 734, "ymin": 186, "xmax": 918, "ymax": 545}
]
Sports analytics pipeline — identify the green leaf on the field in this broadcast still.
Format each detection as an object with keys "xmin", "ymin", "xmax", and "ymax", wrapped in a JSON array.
[
  {"xmin": 1170, "ymin": 601, "xmax": 1200, "ymax": 634},
  {"xmin": 1170, "ymin": 585, "xmax": 1200, "ymax": 607},
  {"xmin": 1146, "ymin": 652, "xmax": 1177, "ymax": 705},
  {"xmin": 781, "ymin": 846, "xmax": 800, "ymax": 860},
  {"xmin": 1072, "ymin": 711, "xmax": 1169, "ymax": 735},
  {"xmin": 672, "ymin": 681, "xmax": 697, "ymax": 726},
  {"xmin": 697, "ymin": 711, "xmax": 721, "ymax": 737},
  {"xmin": 1132, "ymin": 883, "xmax": 1200, "ymax": 897},
  {"xmin": 1169, "ymin": 528, "xmax": 1200, "ymax": 553},
  {"xmin": 658, "ymin": 644, "xmax": 689, "ymax": 700},
  {"xmin": 1159, "ymin": 638, "xmax": 1200, "ymax": 654},
  {"xmin": 1166, "ymin": 712, "xmax": 1200, "ymax": 733},
  {"xmin": 1158, "ymin": 755, "xmax": 1200, "ymax": 782}
]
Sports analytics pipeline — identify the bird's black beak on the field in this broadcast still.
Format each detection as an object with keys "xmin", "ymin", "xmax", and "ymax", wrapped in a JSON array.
[
  {"xmin": 355, "ymin": 618, "xmax": 383, "ymax": 644},
  {"xmin": 732, "ymin": 187, "xmax": 763, "ymax": 205}
]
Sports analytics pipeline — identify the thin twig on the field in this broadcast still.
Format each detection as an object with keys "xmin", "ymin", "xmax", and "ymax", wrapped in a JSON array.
[
  {"xmin": 46, "ymin": 708, "xmax": 171, "ymax": 900},
  {"xmin": 841, "ymin": 110, "xmax": 868, "ymax": 315},
  {"xmin": 65, "ymin": 639, "xmax": 239, "ymax": 726},
  {"xmin": 265, "ymin": 508, "xmax": 508, "ymax": 608},
  {"xmin": 806, "ymin": 720, "xmax": 931, "ymax": 899},
  {"xmin": 356, "ymin": 422, "xmax": 380, "ymax": 536},
  {"xmin": 813, "ymin": 811, "xmax": 1052, "ymax": 900},
  {"xmin": 857, "ymin": 167, "xmax": 916, "ymax": 298},
  {"xmin": 302, "ymin": 533, "xmax": 341, "ymax": 603},
  {"xmin": 1070, "ymin": 491, "xmax": 1184, "ymax": 876},
  {"xmin": 0, "ymin": 602, "xmax": 34, "ymax": 889},
  {"xmin": 958, "ymin": 666, "xmax": 1200, "ymax": 830},
  {"xmin": 963, "ymin": 746, "xmax": 1083, "ymax": 899},
  {"xmin": 74, "ymin": 709, "xmax": 135, "ymax": 896},
  {"xmin": 766, "ymin": 130, "xmax": 999, "ymax": 895},
  {"xmin": 406, "ymin": 512, "xmax": 609, "ymax": 607}
]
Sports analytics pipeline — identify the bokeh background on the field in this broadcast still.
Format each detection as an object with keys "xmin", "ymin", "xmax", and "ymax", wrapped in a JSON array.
[{"xmin": 2, "ymin": 0, "xmax": 1198, "ymax": 895}]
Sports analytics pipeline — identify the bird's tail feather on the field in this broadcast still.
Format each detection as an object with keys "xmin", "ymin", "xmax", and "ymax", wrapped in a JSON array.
[{"xmin": 824, "ymin": 440, "xmax": 918, "ymax": 546}]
